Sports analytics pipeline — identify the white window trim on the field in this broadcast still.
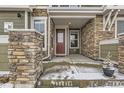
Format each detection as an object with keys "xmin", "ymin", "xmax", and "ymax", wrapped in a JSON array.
[
  {"xmin": 116, "ymin": 17, "xmax": 124, "ymax": 38},
  {"xmin": 69, "ymin": 30, "xmax": 79, "ymax": 49},
  {"xmin": 4, "ymin": 22, "xmax": 13, "ymax": 32},
  {"xmin": 31, "ymin": 17, "xmax": 47, "ymax": 51}
]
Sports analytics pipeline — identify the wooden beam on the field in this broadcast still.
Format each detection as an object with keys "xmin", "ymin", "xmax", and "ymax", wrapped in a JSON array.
[
  {"xmin": 108, "ymin": 9, "xmax": 120, "ymax": 31},
  {"xmin": 103, "ymin": 9, "xmax": 113, "ymax": 31}
]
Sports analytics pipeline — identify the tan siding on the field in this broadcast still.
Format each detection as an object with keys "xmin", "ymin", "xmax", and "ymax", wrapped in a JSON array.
[
  {"xmin": 0, "ymin": 43, "xmax": 9, "ymax": 71},
  {"xmin": 100, "ymin": 44, "xmax": 118, "ymax": 61},
  {"xmin": 0, "ymin": 11, "xmax": 25, "ymax": 35}
]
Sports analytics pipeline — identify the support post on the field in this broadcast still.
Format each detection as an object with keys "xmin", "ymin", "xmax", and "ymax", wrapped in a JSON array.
[
  {"xmin": 25, "ymin": 11, "xmax": 28, "ymax": 29},
  {"xmin": 103, "ymin": 10, "xmax": 113, "ymax": 31},
  {"xmin": 108, "ymin": 10, "xmax": 120, "ymax": 31}
]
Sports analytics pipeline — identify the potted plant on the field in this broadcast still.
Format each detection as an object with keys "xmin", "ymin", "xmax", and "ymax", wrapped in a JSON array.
[{"xmin": 102, "ymin": 52, "xmax": 115, "ymax": 77}]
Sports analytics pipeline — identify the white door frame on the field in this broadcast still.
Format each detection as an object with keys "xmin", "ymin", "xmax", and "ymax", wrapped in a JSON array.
[{"xmin": 54, "ymin": 25, "xmax": 68, "ymax": 56}]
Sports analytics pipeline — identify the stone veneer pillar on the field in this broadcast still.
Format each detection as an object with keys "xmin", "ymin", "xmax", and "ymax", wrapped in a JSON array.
[
  {"xmin": 118, "ymin": 33, "xmax": 124, "ymax": 74},
  {"xmin": 8, "ymin": 30, "xmax": 43, "ymax": 88}
]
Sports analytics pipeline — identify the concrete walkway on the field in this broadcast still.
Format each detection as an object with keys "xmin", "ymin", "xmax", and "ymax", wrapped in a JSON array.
[{"xmin": 43, "ymin": 54, "xmax": 102, "ymax": 65}]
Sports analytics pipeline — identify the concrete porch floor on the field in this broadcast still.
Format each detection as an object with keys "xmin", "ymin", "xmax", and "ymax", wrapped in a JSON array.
[{"xmin": 44, "ymin": 54, "xmax": 102, "ymax": 65}]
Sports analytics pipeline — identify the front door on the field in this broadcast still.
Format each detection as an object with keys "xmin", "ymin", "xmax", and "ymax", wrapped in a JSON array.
[{"xmin": 56, "ymin": 29, "xmax": 65, "ymax": 55}]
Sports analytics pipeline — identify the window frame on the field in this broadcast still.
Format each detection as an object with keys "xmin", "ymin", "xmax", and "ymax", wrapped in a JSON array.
[
  {"xmin": 34, "ymin": 20, "xmax": 45, "ymax": 33},
  {"xmin": 32, "ymin": 17, "xmax": 47, "ymax": 51},
  {"xmin": 4, "ymin": 22, "xmax": 13, "ymax": 32},
  {"xmin": 69, "ymin": 30, "xmax": 79, "ymax": 49},
  {"xmin": 116, "ymin": 17, "xmax": 124, "ymax": 37}
]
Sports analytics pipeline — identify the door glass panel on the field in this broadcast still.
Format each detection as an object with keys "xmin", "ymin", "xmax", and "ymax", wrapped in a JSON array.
[
  {"xmin": 71, "ymin": 40, "xmax": 78, "ymax": 47},
  {"xmin": 70, "ymin": 31, "xmax": 79, "ymax": 48},
  {"xmin": 58, "ymin": 33, "xmax": 63, "ymax": 43},
  {"xmin": 70, "ymin": 33, "xmax": 78, "ymax": 40}
]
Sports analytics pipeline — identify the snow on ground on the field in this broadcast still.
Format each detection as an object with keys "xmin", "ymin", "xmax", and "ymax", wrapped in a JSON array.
[
  {"xmin": 0, "ymin": 83, "xmax": 13, "ymax": 88},
  {"xmin": 40, "ymin": 65, "xmax": 124, "ymax": 80},
  {"xmin": 0, "ymin": 71, "xmax": 9, "ymax": 76},
  {"xmin": 0, "ymin": 71, "xmax": 11, "ymax": 88}
]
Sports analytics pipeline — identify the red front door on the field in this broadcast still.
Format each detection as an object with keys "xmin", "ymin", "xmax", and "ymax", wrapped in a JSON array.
[{"xmin": 56, "ymin": 29, "xmax": 65, "ymax": 55}]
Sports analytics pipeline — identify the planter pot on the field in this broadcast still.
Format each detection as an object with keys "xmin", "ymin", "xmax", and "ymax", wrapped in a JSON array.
[{"xmin": 103, "ymin": 67, "xmax": 115, "ymax": 77}]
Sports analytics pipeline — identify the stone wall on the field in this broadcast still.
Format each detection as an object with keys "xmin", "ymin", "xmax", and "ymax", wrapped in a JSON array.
[
  {"xmin": 118, "ymin": 34, "xmax": 124, "ymax": 74},
  {"xmin": 8, "ymin": 30, "xmax": 43, "ymax": 88},
  {"xmin": 32, "ymin": 8, "xmax": 48, "ymax": 58},
  {"xmin": 81, "ymin": 19, "xmax": 95, "ymax": 59},
  {"xmin": 32, "ymin": 9, "xmax": 48, "ymax": 17},
  {"xmin": 94, "ymin": 15, "xmax": 115, "ymax": 59},
  {"xmin": 81, "ymin": 15, "xmax": 115, "ymax": 60}
]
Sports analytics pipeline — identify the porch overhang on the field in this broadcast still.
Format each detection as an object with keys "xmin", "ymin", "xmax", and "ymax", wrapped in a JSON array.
[
  {"xmin": 51, "ymin": 16, "xmax": 93, "ymax": 28},
  {"xmin": 50, "ymin": 15, "xmax": 96, "ymax": 19},
  {"xmin": 0, "ymin": 5, "xmax": 31, "ymax": 11}
]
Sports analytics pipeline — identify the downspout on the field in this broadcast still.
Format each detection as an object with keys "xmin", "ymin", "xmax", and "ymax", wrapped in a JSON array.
[{"xmin": 42, "ymin": 11, "xmax": 51, "ymax": 60}]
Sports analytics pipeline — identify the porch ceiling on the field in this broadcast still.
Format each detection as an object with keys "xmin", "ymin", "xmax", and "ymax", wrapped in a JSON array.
[{"xmin": 52, "ymin": 18, "xmax": 91, "ymax": 28}]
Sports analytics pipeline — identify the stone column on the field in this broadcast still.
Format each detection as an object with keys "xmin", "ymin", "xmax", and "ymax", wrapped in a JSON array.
[
  {"xmin": 118, "ymin": 34, "xmax": 124, "ymax": 74},
  {"xmin": 8, "ymin": 30, "xmax": 43, "ymax": 88}
]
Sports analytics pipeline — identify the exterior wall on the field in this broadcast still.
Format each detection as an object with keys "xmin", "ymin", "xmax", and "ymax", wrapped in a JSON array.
[
  {"xmin": 32, "ymin": 9, "xmax": 48, "ymax": 17},
  {"xmin": 32, "ymin": 8, "xmax": 48, "ymax": 58},
  {"xmin": 50, "ymin": 19, "xmax": 55, "ymax": 57},
  {"xmin": 100, "ymin": 44, "xmax": 118, "ymax": 61},
  {"xmin": 8, "ymin": 30, "xmax": 43, "ymax": 88},
  {"xmin": 81, "ymin": 15, "xmax": 115, "ymax": 60},
  {"xmin": 0, "ymin": 43, "xmax": 9, "ymax": 71},
  {"xmin": 81, "ymin": 19, "xmax": 95, "ymax": 59},
  {"xmin": 94, "ymin": 15, "xmax": 115, "ymax": 59},
  {"xmin": 118, "ymin": 34, "xmax": 124, "ymax": 74},
  {"xmin": 0, "ymin": 11, "xmax": 25, "ymax": 35}
]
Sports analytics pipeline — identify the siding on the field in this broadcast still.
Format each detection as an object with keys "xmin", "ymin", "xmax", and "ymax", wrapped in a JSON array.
[
  {"xmin": 0, "ymin": 11, "xmax": 25, "ymax": 35},
  {"xmin": 100, "ymin": 44, "xmax": 118, "ymax": 62},
  {"xmin": 0, "ymin": 43, "xmax": 9, "ymax": 71}
]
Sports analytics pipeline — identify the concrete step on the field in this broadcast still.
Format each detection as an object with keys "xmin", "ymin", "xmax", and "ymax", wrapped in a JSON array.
[{"xmin": 37, "ymin": 79, "xmax": 124, "ymax": 88}]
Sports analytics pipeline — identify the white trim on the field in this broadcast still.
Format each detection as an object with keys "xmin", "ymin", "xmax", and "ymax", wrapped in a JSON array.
[
  {"xmin": 79, "ymin": 28, "xmax": 81, "ymax": 54},
  {"xmin": 108, "ymin": 10, "xmax": 120, "ymax": 31},
  {"xmin": 118, "ymin": 32, "xmax": 124, "ymax": 36},
  {"xmin": 25, "ymin": 11, "xmax": 28, "ymax": 29},
  {"xmin": 99, "ymin": 38, "xmax": 119, "ymax": 45},
  {"xmin": 115, "ymin": 18, "xmax": 117, "ymax": 38},
  {"xmin": 55, "ymin": 25, "xmax": 67, "ymax": 56},
  {"xmin": 4, "ymin": 22, "xmax": 13, "ymax": 32},
  {"xmin": 0, "ymin": 35, "xmax": 9, "ymax": 43},
  {"xmin": 116, "ymin": 17, "xmax": 124, "ymax": 38},
  {"xmin": 69, "ymin": 30, "xmax": 80, "ymax": 49},
  {"xmin": 31, "ymin": 17, "xmax": 47, "ymax": 51},
  {"xmin": 49, "ymin": 11, "xmax": 103, "ymax": 13},
  {"xmin": 50, "ymin": 16, "xmax": 96, "ymax": 19},
  {"xmin": 103, "ymin": 10, "xmax": 113, "ymax": 31},
  {"xmin": 48, "ymin": 16, "xmax": 51, "ymax": 57}
]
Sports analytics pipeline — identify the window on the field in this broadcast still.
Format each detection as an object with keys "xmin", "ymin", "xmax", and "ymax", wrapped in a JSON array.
[
  {"xmin": 4, "ymin": 22, "xmax": 13, "ymax": 32},
  {"xmin": 117, "ymin": 20, "xmax": 124, "ymax": 34},
  {"xmin": 34, "ymin": 20, "xmax": 45, "ymax": 33},
  {"xmin": 70, "ymin": 30, "xmax": 79, "ymax": 48},
  {"xmin": 32, "ymin": 17, "xmax": 47, "ymax": 51}
]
